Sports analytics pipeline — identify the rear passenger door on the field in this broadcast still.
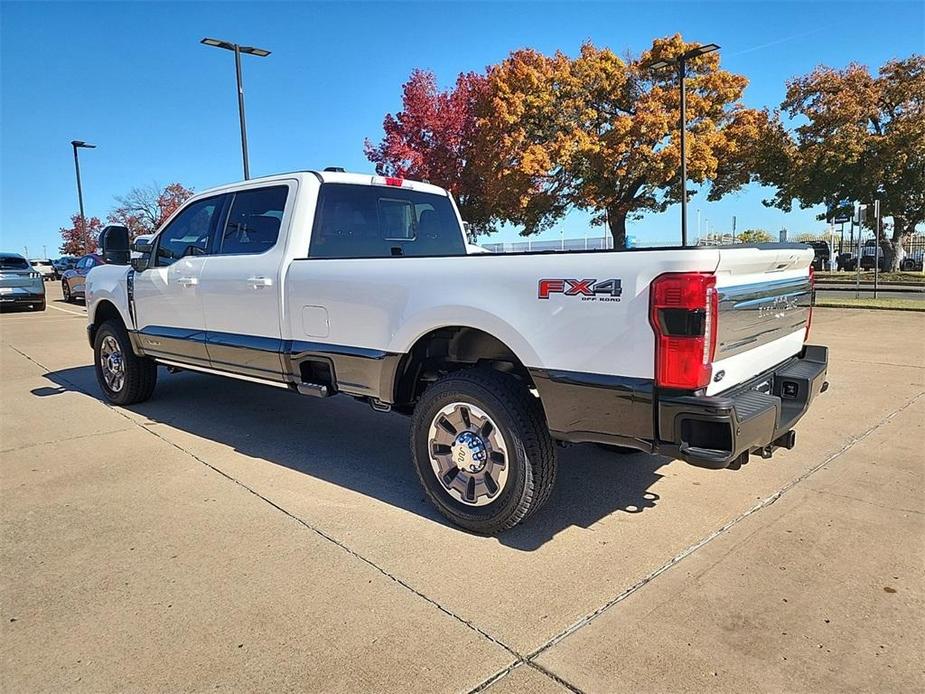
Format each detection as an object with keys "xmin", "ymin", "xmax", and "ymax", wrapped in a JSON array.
[{"xmin": 198, "ymin": 182, "xmax": 294, "ymax": 381}]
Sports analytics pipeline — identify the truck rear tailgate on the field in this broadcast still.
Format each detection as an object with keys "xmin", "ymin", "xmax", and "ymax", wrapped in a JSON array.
[{"xmin": 708, "ymin": 246, "xmax": 813, "ymax": 395}]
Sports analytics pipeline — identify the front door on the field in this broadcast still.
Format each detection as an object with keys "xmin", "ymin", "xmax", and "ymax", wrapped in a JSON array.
[{"xmin": 133, "ymin": 194, "xmax": 226, "ymax": 367}]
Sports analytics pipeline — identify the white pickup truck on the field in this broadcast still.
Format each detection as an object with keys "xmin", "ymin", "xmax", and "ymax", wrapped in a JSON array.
[{"xmin": 87, "ymin": 170, "xmax": 828, "ymax": 533}]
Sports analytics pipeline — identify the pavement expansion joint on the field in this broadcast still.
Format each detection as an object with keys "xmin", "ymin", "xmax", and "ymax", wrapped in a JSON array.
[
  {"xmin": 519, "ymin": 389, "xmax": 925, "ymax": 664},
  {"xmin": 8, "ymin": 345, "xmax": 525, "ymax": 666},
  {"xmin": 12, "ymin": 341, "xmax": 922, "ymax": 694}
]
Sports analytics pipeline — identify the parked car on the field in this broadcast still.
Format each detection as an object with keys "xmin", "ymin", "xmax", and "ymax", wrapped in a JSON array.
[
  {"xmin": 0, "ymin": 253, "xmax": 45, "ymax": 311},
  {"xmin": 53, "ymin": 257, "xmax": 76, "ymax": 277},
  {"xmin": 836, "ymin": 252, "xmax": 856, "ymax": 271},
  {"xmin": 859, "ymin": 240, "xmax": 889, "ymax": 272},
  {"xmin": 86, "ymin": 171, "xmax": 828, "ymax": 533},
  {"xmin": 900, "ymin": 250, "xmax": 924, "ymax": 272},
  {"xmin": 61, "ymin": 253, "xmax": 104, "ymax": 303},
  {"xmin": 808, "ymin": 241, "xmax": 831, "ymax": 271},
  {"xmin": 29, "ymin": 258, "xmax": 56, "ymax": 281}
]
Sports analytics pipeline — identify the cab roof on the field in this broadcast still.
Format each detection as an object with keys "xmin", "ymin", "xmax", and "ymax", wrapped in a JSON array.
[{"xmin": 193, "ymin": 170, "xmax": 451, "ymax": 199}]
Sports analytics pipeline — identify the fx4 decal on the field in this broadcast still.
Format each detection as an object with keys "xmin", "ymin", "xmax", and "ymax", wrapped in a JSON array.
[{"xmin": 538, "ymin": 278, "xmax": 623, "ymax": 301}]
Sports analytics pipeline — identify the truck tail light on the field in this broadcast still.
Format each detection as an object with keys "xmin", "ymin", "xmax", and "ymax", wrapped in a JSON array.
[
  {"xmin": 649, "ymin": 272, "xmax": 718, "ymax": 390},
  {"xmin": 385, "ymin": 177, "xmax": 404, "ymax": 187},
  {"xmin": 805, "ymin": 265, "xmax": 815, "ymax": 342}
]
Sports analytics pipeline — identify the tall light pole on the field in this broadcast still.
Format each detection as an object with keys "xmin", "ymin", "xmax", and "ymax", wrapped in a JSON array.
[
  {"xmin": 71, "ymin": 140, "xmax": 96, "ymax": 233},
  {"xmin": 650, "ymin": 43, "xmax": 720, "ymax": 247},
  {"xmin": 201, "ymin": 37, "xmax": 271, "ymax": 180}
]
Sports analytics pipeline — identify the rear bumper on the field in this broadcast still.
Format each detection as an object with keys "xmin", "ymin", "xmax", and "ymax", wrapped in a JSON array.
[
  {"xmin": 0, "ymin": 291, "xmax": 44, "ymax": 306},
  {"xmin": 657, "ymin": 345, "xmax": 829, "ymax": 468}
]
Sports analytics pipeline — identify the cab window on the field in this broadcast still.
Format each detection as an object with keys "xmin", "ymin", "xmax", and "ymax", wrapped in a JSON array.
[
  {"xmin": 217, "ymin": 186, "xmax": 288, "ymax": 255},
  {"xmin": 309, "ymin": 183, "xmax": 465, "ymax": 258},
  {"xmin": 155, "ymin": 196, "xmax": 223, "ymax": 266}
]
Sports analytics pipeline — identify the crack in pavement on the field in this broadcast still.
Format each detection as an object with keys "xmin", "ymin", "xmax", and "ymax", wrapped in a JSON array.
[
  {"xmin": 810, "ymin": 488, "xmax": 924, "ymax": 515},
  {"xmin": 7, "ymin": 345, "xmax": 525, "ymax": 666},
  {"xmin": 11, "ymin": 344, "xmax": 922, "ymax": 694}
]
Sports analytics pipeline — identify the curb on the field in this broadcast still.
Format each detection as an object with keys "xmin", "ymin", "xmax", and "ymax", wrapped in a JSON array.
[
  {"xmin": 815, "ymin": 302, "xmax": 925, "ymax": 313},
  {"xmin": 816, "ymin": 284, "xmax": 925, "ymax": 294}
]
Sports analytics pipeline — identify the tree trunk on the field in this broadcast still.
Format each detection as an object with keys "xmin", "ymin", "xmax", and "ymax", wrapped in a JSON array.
[
  {"xmin": 607, "ymin": 208, "xmax": 628, "ymax": 248},
  {"xmin": 890, "ymin": 216, "xmax": 907, "ymax": 272}
]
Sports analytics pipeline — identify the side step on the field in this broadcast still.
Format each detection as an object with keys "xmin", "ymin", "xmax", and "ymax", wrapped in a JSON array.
[{"xmin": 297, "ymin": 382, "xmax": 330, "ymax": 398}]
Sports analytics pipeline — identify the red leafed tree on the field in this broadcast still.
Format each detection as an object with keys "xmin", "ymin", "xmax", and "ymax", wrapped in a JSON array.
[
  {"xmin": 365, "ymin": 69, "xmax": 493, "ymax": 235},
  {"xmin": 108, "ymin": 182, "xmax": 194, "ymax": 239},
  {"xmin": 59, "ymin": 214, "xmax": 103, "ymax": 255}
]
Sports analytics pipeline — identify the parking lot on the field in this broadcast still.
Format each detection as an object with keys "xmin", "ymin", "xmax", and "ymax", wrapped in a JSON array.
[{"xmin": 2, "ymin": 284, "xmax": 923, "ymax": 693}]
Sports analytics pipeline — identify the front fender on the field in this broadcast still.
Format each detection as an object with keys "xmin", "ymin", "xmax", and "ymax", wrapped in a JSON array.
[{"xmin": 86, "ymin": 265, "xmax": 134, "ymax": 329}]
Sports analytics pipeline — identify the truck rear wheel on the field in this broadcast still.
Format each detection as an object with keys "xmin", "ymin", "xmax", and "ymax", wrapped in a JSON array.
[
  {"xmin": 93, "ymin": 319, "xmax": 158, "ymax": 405},
  {"xmin": 410, "ymin": 368, "xmax": 557, "ymax": 534}
]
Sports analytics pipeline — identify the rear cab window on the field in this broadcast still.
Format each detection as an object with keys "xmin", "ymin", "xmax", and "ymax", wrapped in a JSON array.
[{"xmin": 309, "ymin": 183, "xmax": 466, "ymax": 258}]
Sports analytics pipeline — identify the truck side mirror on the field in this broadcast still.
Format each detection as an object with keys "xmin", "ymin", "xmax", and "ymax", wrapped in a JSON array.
[
  {"xmin": 130, "ymin": 238, "xmax": 153, "ymax": 272},
  {"xmin": 100, "ymin": 225, "xmax": 131, "ymax": 265}
]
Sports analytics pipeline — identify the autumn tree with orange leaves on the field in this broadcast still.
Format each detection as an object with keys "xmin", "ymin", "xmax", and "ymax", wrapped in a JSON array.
[
  {"xmin": 474, "ymin": 36, "xmax": 767, "ymax": 245},
  {"xmin": 59, "ymin": 214, "xmax": 103, "ymax": 255},
  {"xmin": 756, "ymin": 56, "xmax": 925, "ymax": 269},
  {"xmin": 366, "ymin": 35, "xmax": 766, "ymax": 246},
  {"xmin": 108, "ymin": 182, "xmax": 194, "ymax": 239}
]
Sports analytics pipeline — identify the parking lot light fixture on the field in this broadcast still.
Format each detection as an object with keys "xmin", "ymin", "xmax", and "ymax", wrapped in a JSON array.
[
  {"xmin": 649, "ymin": 43, "xmax": 721, "ymax": 247},
  {"xmin": 200, "ymin": 37, "xmax": 271, "ymax": 180},
  {"xmin": 71, "ymin": 140, "xmax": 96, "ymax": 238}
]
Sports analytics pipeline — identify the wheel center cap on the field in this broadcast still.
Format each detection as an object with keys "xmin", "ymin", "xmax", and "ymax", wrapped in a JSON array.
[{"xmin": 451, "ymin": 431, "xmax": 488, "ymax": 473}]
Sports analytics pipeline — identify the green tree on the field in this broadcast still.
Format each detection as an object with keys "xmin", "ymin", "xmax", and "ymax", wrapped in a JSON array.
[
  {"xmin": 736, "ymin": 229, "xmax": 772, "ymax": 243},
  {"xmin": 758, "ymin": 55, "xmax": 925, "ymax": 269}
]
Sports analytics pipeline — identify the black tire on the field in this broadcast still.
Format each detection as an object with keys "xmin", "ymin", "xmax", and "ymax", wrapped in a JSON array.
[
  {"xmin": 62, "ymin": 281, "xmax": 72, "ymax": 303},
  {"xmin": 93, "ymin": 319, "xmax": 157, "ymax": 405},
  {"xmin": 31, "ymin": 300, "xmax": 46, "ymax": 312},
  {"xmin": 410, "ymin": 368, "xmax": 557, "ymax": 534}
]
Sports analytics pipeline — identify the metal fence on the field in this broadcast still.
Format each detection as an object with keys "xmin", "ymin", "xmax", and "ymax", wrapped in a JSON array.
[
  {"xmin": 478, "ymin": 237, "xmax": 672, "ymax": 253},
  {"xmin": 828, "ymin": 231, "xmax": 925, "ymax": 271},
  {"xmin": 477, "ymin": 233, "xmax": 924, "ymax": 270}
]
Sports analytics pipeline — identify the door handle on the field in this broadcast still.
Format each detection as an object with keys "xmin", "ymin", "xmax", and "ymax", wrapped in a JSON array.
[
  {"xmin": 177, "ymin": 276, "xmax": 199, "ymax": 287},
  {"xmin": 247, "ymin": 276, "xmax": 273, "ymax": 288}
]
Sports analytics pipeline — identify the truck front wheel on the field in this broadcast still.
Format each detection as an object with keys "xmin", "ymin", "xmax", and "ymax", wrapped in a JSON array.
[
  {"xmin": 93, "ymin": 319, "xmax": 158, "ymax": 405},
  {"xmin": 410, "ymin": 368, "xmax": 557, "ymax": 534}
]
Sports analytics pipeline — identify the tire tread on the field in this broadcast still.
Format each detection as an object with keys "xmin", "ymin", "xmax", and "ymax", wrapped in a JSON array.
[{"xmin": 411, "ymin": 368, "xmax": 556, "ymax": 533}]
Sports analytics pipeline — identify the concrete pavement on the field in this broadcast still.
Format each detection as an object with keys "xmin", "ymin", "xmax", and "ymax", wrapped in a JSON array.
[{"xmin": 2, "ymin": 285, "xmax": 923, "ymax": 692}]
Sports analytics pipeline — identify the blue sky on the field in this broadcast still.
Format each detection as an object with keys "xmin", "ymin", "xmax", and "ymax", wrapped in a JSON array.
[{"xmin": 2, "ymin": 1, "xmax": 923, "ymax": 257}]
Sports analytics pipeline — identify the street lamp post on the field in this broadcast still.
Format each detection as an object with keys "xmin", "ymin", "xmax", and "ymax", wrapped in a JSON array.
[
  {"xmin": 650, "ymin": 43, "xmax": 720, "ymax": 247},
  {"xmin": 71, "ymin": 140, "xmax": 97, "ymax": 253},
  {"xmin": 201, "ymin": 37, "xmax": 271, "ymax": 180},
  {"xmin": 71, "ymin": 140, "xmax": 96, "ymax": 234}
]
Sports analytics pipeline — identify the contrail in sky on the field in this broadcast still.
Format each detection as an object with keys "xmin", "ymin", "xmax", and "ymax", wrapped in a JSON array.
[{"xmin": 726, "ymin": 28, "xmax": 827, "ymax": 57}]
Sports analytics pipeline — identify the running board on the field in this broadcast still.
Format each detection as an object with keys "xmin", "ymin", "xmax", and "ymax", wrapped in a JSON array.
[{"xmin": 297, "ymin": 382, "xmax": 330, "ymax": 398}]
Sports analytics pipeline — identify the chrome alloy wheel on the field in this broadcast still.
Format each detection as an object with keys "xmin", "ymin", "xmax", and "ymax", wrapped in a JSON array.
[
  {"xmin": 99, "ymin": 335, "xmax": 125, "ymax": 393},
  {"xmin": 427, "ymin": 402, "xmax": 509, "ymax": 507}
]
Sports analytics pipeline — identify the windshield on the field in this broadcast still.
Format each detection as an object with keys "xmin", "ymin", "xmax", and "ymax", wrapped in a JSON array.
[{"xmin": 0, "ymin": 256, "xmax": 30, "ymax": 270}]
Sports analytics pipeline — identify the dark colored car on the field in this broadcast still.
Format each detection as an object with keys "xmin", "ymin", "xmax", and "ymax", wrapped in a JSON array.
[
  {"xmin": 53, "ymin": 257, "xmax": 76, "ymax": 278},
  {"xmin": 859, "ymin": 240, "xmax": 889, "ymax": 272},
  {"xmin": 61, "ymin": 253, "xmax": 104, "ymax": 303},
  {"xmin": 808, "ymin": 241, "xmax": 831, "ymax": 271},
  {"xmin": 0, "ymin": 253, "xmax": 46, "ymax": 311}
]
